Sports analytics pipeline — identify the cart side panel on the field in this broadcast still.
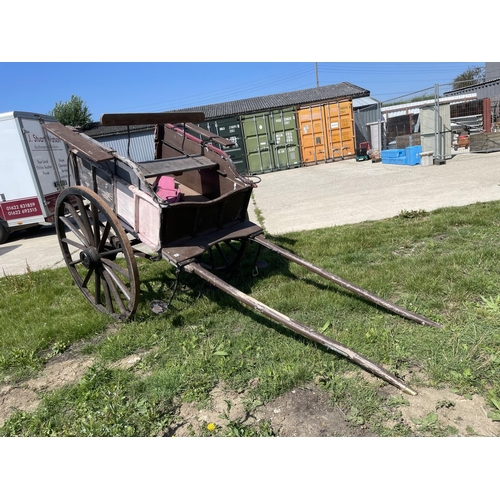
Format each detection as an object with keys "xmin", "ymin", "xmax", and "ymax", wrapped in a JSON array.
[
  {"xmin": 174, "ymin": 168, "xmax": 222, "ymax": 200},
  {"xmin": 115, "ymin": 180, "xmax": 135, "ymax": 227},
  {"xmin": 161, "ymin": 187, "xmax": 252, "ymax": 246},
  {"xmin": 128, "ymin": 185, "xmax": 161, "ymax": 251},
  {"xmin": 76, "ymin": 156, "xmax": 162, "ymax": 250},
  {"xmin": 75, "ymin": 156, "xmax": 115, "ymax": 207}
]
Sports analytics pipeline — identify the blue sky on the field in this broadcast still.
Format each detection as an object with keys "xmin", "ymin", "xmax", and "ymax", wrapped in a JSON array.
[{"xmin": 0, "ymin": 62, "xmax": 484, "ymax": 122}]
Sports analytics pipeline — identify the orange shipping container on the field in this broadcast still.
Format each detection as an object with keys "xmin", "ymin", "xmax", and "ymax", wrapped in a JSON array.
[
  {"xmin": 298, "ymin": 101, "xmax": 355, "ymax": 163},
  {"xmin": 296, "ymin": 106, "xmax": 327, "ymax": 164},
  {"xmin": 323, "ymin": 101, "xmax": 355, "ymax": 159}
]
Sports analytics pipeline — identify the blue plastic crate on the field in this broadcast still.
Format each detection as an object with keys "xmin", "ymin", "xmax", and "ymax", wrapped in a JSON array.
[
  {"xmin": 405, "ymin": 146, "xmax": 422, "ymax": 165},
  {"xmin": 392, "ymin": 157, "xmax": 408, "ymax": 165},
  {"xmin": 381, "ymin": 149, "xmax": 406, "ymax": 164},
  {"xmin": 381, "ymin": 149, "xmax": 405, "ymax": 160}
]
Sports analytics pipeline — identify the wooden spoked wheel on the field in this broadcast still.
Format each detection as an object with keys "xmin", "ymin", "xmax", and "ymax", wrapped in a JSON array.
[
  {"xmin": 55, "ymin": 186, "xmax": 140, "ymax": 321},
  {"xmin": 198, "ymin": 238, "xmax": 249, "ymax": 272}
]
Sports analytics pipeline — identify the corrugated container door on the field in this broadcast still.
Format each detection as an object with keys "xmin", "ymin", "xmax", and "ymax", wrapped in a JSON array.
[
  {"xmin": 324, "ymin": 101, "xmax": 355, "ymax": 159},
  {"xmin": 241, "ymin": 113, "xmax": 273, "ymax": 174},
  {"xmin": 199, "ymin": 117, "xmax": 248, "ymax": 175},
  {"xmin": 298, "ymin": 106, "xmax": 327, "ymax": 164},
  {"xmin": 270, "ymin": 108, "xmax": 301, "ymax": 169}
]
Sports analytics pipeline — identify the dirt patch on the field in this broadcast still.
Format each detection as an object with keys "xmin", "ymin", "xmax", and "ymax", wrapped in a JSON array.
[
  {"xmin": 1, "ymin": 346, "xmax": 499, "ymax": 436},
  {"xmin": 398, "ymin": 386, "xmax": 499, "ymax": 436},
  {"xmin": 0, "ymin": 348, "xmax": 94, "ymax": 427},
  {"xmin": 253, "ymin": 384, "xmax": 375, "ymax": 437},
  {"xmin": 0, "ymin": 385, "xmax": 40, "ymax": 425},
  {"xmin": 168, "ymin": 381, "xmax": 373, "ymax": 437}
]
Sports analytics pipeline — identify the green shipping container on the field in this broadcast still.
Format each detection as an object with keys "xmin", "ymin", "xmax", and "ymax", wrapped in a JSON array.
[
  {"xmin": 241, "ymin": 108, "xmax": 301, "ymax": 174},
  {"xmin": 198, "ymin": 117, "xmax": 248, "ymax": 175}
]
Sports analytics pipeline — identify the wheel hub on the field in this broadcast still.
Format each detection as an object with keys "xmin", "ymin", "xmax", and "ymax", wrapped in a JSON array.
[{"xmin": 80, "ymin": 247, "xmax": 101, "ymax": 270}]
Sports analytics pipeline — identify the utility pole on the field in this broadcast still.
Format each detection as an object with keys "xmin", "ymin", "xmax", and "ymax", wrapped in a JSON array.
[{"xmin": 315, "ymin": 63, "xmax": 319, "ymax": 88}]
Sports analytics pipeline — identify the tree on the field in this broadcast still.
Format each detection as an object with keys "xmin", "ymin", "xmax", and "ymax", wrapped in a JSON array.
[
  {"xmin": 452, "ymin": 65, "xmax": 485, "ymax": 90},
  {"xmin": 49, "ymin": 95, "xmax": 92, "ymax": 127}
]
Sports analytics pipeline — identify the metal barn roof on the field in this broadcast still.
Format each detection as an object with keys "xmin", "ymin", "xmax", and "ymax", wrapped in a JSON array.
[
  {"xmin": 84, "ymin": 82, "xmax": 369, "ymax": 138},
  {"xmin": 352, "ymin": 96, "xmax": 381, "ymax": 108},
  {"xmin": 443, "ymin": 78, "xmax": 500, "ymax": 101}
]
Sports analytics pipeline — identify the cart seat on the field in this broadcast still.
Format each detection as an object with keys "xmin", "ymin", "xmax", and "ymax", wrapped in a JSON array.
[{"xmin": 156, "ymin": 176, "xmax": 181, "ymax": 203}]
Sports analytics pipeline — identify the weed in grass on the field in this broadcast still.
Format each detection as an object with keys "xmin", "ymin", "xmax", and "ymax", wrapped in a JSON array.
[
  {"xmin": 50, "ymin": 341, "xmax": 69, "ymax": 356},
  {"xmin": 411, "ymin": 412, "xmax": 439, "ymax": 432},
  {"xmin": 1, "ymin": 263, "xmax": 35, "ymax": 292},
  {"xmin": 345, "ymin": 406, "xmax": 365, "ymax": 426},
  {"xmin": 0, "ymin": 365, "xmax": 176, "ymax": 437},
  {"xmin": 0, "ymin": 348, "xmax": 43, "ymax": 373},
  {"xmin": 410, "ymin": 412, "xmax": 458, "ymax": 436},
  {"xmin": 386, "ymin": 394, "xmax": 410, "ymax": 408},
  {"xmin": 217, "ymin": 400, "xmax": 276, "ymax": 437},
  {"xmin": 487, "ymin": 392, "xmax": 500, "ymax": 421},
  {"xmin": 479, "ymin": 295, "xmax": 500, "ymax": 313},
  {"xmin": 436, "ymin": 399, "xmax": 456, "ymax": 410},
  {"xmin": 396, "ymin": 209, "xmax": 429, "ymax": 220}
]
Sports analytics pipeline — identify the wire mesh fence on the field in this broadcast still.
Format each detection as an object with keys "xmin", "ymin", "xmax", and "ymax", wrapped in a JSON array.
[{"xmin": 379, "ymin": 81, "xmax": 492, "ymax": 158}]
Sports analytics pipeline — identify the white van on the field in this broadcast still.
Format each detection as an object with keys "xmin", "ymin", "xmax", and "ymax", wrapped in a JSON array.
[{"xmin": 0, "ymin": 111, "xmax": 69, "ymax": 244}]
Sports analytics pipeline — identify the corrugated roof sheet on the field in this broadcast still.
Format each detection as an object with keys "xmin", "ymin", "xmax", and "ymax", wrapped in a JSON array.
[
  {"xmin": 443, "ymin": 78, "xmax": 500, "ymax": 95},
  {"xmin": 84, "ymin": 82, "xmax": 369, "ymax": 138},
  {"xmin": 352, "ymin": 96, "xmax": 381, "ymax": 108}
]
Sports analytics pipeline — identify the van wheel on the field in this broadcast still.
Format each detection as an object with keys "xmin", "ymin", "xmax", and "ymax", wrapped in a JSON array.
[{"xmin": 0, "ymin": 224, "xmax": 9, "ymax": 245}]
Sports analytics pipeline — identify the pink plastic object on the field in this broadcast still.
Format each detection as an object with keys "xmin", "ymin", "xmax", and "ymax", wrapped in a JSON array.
[{"xmin": 156, "ymin": 176, "xmax": 181, "ymax": 203}]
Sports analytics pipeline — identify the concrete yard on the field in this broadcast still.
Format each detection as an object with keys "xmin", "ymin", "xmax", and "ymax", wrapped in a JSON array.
[
  {"xmin": 1, "ymin": 150, "xmax": 500, "ymax": 275},
  {"xmin": 248, "ymin": 150, "xmax": 500, "ymax": 234}
]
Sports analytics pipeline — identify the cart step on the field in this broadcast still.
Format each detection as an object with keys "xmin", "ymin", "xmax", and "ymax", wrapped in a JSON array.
[{"xmin": 162, "ymin": 220, "xmax": 263, "ymax": 265}]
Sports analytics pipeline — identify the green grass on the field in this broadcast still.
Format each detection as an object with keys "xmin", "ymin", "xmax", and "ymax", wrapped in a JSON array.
[{"xmin": 1, "ymin": 201, "xmax": 500, "ymax": 436}]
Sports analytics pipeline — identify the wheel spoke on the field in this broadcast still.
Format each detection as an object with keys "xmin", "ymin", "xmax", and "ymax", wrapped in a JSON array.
[
  {"xmin": 101, "ymin": 258, "xmax": 131, "ymax": 280},
  {"xmin": 100, "ymin": 248, "xmax": 123, "ymax": 260},
  {"xmin": 214, "ymin": 243, "xmax": 231, "ymax": 266},
  {"xmin": 102, "ymin": 268, "xmax": 127, "ymax": 314},
  {"xmin": 101, "ymin": 272, "xmax": 115, "ymax": 312},
  {"xmin": 102, "ymin": 264, "xmax": 132, "ymax": 300},
  {"xmin": 92, "ymin": 204, "xmax": 100, "ymax": 247},
  {"xmin": 99, "ymin": 222, "xmax": 112, "ymax": 252},
  {"xmin": 59, "ymin": 215, "xmax": 89, "ymax": 247},
  {"xmin": 74, "ymin": 197, "xmax": 94, "ymax": 238},
  {"xmin": 82, "ymin": 267, "xmax": 94, "ymax": 288},
  {"xmin": 60, "ymin": 237, "xmax": 87, "ymax": 252},
  {"xmin": 63, "ymin": 201, "xmax": 92, "ymax": 246}
]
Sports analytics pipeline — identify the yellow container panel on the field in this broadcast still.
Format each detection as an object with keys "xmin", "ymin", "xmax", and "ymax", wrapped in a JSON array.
[
  {"xmin": 299, "ymin": 101, "xmax": 355, "ymax": 162},
  {"xmin": 298, "ymin": 107, "xmax": 327, "ymax": 163},
  {"xmin": 324, "ymin": 101, "xmax": 355, "ymax": 158}
]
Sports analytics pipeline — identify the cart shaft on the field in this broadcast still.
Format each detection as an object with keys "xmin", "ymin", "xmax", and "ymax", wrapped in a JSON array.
[
  {"xmin": 252, "ymin": 234, "xmax": 441, "ymax": 328},
  {"xmin": 185, "ymin": 262, "xmax": 417, "ymax": 395}
]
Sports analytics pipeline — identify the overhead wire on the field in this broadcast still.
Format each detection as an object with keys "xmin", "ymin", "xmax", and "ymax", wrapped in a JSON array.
[
  {"xmin": 118, "ymin": 66, "xmax": 316, "ymax": 113},
  {"xmin": 114, "ymin": 62, "xmax": 483, "ymax": 115}
]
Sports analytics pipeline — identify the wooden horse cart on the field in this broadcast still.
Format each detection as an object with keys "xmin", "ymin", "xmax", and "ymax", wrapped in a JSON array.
[{"xmin": 42, "ymin": 112, "xmax": 441, "ymax": 395}]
